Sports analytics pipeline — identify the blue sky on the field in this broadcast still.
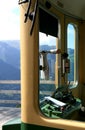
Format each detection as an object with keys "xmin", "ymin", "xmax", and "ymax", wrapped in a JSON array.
[
  {"xmin": 67, "ymin": 24, "xmax": 75, "ymax": 49},
  {"xmin": 0, "ymin": 0, "xmax": 20, "ymax": 40}
]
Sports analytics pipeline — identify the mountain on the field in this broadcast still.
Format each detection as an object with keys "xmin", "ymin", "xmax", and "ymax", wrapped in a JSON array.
[
  {"xmin": 68, "ymin": 48, "xmax": 74, "ymax": 81},
  {"xmin": 0, "ymin": 40, "xmax": 20, "ymax": 80},
  {"xmin": 40, "ymin": 45, "xmax": 56, "ymax": 51},
  {"xmin": 0, "ymin": 41, "xmax": 20, "ymax": 69},
  {"xmin": 0, "ymin": 59, "xmax": 20, "ymax": 80},
  {"xmin": 0, "ymin": 41, "xmax": 74, "ymax": 80},
  {"xmin": 1, "ymin": 40, "xmax": 20, "ymax": 49}
]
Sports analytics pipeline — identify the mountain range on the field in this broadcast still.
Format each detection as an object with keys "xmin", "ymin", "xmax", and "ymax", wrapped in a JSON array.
[
  {"xmin": 0, "ymin": 41, "xmax": 74, "ymax": 80},
  {"xmin": 0, "ymin": 40, "xmax": 20, "ymax": 80}
]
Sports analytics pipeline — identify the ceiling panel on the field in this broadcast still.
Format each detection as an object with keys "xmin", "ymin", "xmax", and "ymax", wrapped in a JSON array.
[{"xmin": 49, "ymin": 0, "xmax": 85, "ymax": 20}]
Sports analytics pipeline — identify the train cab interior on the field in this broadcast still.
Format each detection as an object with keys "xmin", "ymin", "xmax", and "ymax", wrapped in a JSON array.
[
  {"xmin": 38, "ymin": 0, "xmax": 85, "ymax": 121},
  {"xmin": 2, "ymin": 0, "xmax": 85, "ymax": 130}
]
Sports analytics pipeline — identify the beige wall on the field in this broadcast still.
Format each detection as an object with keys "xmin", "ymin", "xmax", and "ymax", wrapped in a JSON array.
[{"xmin": 79, "ymin": 21, "xmax": 85, "ymax": 105}]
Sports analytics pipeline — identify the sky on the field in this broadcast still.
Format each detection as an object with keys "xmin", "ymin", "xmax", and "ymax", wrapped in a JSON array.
[
  {"xmin": 0, "ymin": 0, "xmax": 20, "ymax": 40},
  {"xmin": 67, "ymin": 24, "xmax": 75, "ymax": 49},
  {"xmin": 39, "ymin": 33, "xmax": 56, "ymax": 46},
  {"xmin": 0, "ymin": 1, "xmax": 74, "ymax": 49}
]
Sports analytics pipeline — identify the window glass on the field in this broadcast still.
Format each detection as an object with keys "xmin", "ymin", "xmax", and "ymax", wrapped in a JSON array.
[
  {"xmin": 39, "ymin": 10, "xmax": 80, "ymax": 120},
  {"xmin": 39, "ymin": 32, "xmax": 57, "ymax": 81},
  {"xmin": 67, "ymin": 24, "xmax": 78, "ymax": 85},
  {"xmin": 39, "ymin": 32, "xmax": 58, "ymax": 117}
]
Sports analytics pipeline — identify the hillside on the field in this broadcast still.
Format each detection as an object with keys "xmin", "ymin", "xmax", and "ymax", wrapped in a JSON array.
[
  {"xmin": 0, "ymin": 59, "xmax": 20, "ymax": 80},
  {"xmin": 0, "ymin": 40, "xmax": 20, "ymax": 80},
  {"xmin": 0, "ymin": 41, "xmax": 20, "ymax": 69}
]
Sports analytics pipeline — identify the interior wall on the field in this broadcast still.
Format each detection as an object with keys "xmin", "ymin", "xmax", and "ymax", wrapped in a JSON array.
[{"xmin": 79, "ymin": 21, "xmax": 85, "ymax": 105}]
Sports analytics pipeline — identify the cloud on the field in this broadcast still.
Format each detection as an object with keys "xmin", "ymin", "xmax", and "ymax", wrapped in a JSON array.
[
  {"xmin": 67, "ymin": 24, "xmax": 75, "ymax": 35},
  {"xmin": 0, "ymin": 0, "xmax": 20, "ymax": 40},
  {"xmin": 67, "ymin": 24, "xmax": 75, "ymax": 49},
  {"xmin": 39, "ymin": 32, "xmax": 56, "ymax": 46}
]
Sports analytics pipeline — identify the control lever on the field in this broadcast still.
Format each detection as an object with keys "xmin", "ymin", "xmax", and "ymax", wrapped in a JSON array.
[
  {"xmin": 30, "ymin": 0, "xmax": 38, "ymax": 35},
  {"xmin": 24, "ymin": 0, "xmax": 32, "ymax": 23},
  {"xmin": 24, "ymin": 0, "xmax": 38, "ymax": 35},
  {"xmin": 19, "ymin": 0, "xmax": 38, "ymax": 35}
]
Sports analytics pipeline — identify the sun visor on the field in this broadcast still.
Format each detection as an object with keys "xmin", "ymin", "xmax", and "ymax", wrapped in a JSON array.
[{"xmin": 39, "ymin": 8, "xmax": 58, "ymax": 37}]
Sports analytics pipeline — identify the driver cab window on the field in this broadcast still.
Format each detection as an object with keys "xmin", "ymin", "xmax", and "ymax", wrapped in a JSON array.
[
  {"xmin": 67, "ymin": 23, "xmax": 78, "ymax": 86},
  {"xmin": 39, "ymin": 8, "xmax": 81, "ymax": 120},
  {"xmin": 39, "ymin": 33, "xmax": 57, "ymax": 81},
  {"xmin": 39, "ymin": 8, "xmax": 60, "ymax": 117}
]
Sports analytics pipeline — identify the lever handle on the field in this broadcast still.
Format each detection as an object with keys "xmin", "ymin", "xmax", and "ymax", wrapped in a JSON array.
[
  {"xmin": 30, "ymin": 0, "xmax": 38, "ymax": 35},
  {"xmin": 24, "ymin": 0, "xmax": 31, "ymax": 23}
]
